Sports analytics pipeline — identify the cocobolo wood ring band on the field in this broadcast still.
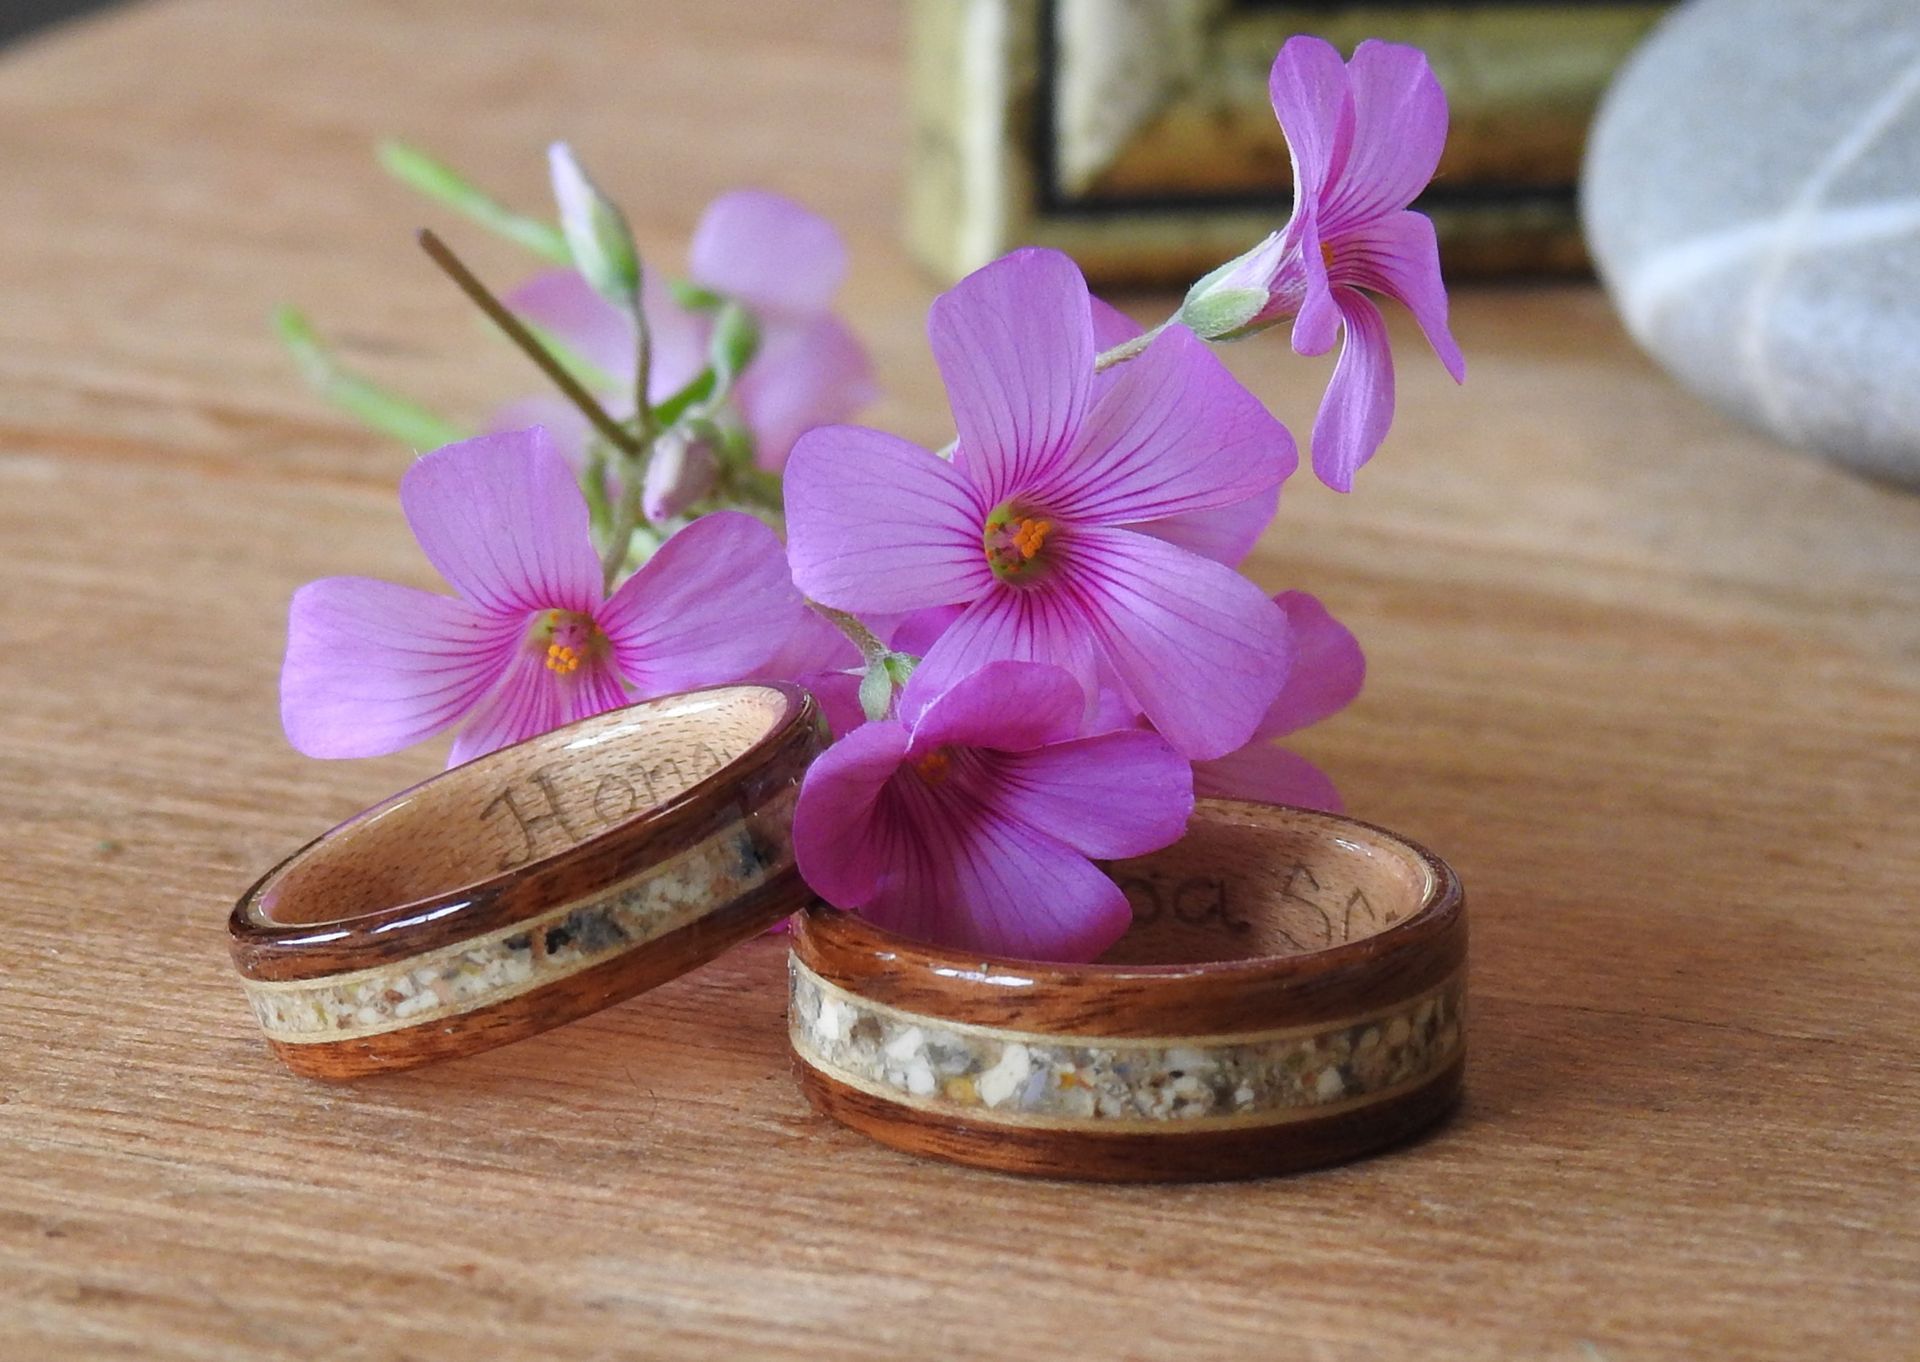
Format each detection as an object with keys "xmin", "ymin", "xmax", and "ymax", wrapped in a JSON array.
[
  {"xmin": 230, "ymin": 683, "xmax": 820, "ymax": 1080},
  {"xmin": 789, "ymin": 799, "xmax": 1465, "ymax": 1182}
]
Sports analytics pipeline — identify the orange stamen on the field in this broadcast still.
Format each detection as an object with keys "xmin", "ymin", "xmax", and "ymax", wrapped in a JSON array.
[
  {"xmin": 1320, "ymin": 240, "xmax": 1337, "ymax": 269},
  {"xmin": 545, "ymin": 643, "xmax": 582, "ymax": 674},
  {"xmin": 912, "ymin": 748, "xmax": 952, "ymax": 785},
  {"xmin": 1010, "ymin": 517, "xmax": 1051, "ymax": 561}
]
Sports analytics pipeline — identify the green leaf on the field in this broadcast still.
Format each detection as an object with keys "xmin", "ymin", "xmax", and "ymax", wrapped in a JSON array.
[
  {"xmin": 708, "ymin": 302, "xmax": 761, "ymax": 389},
  {"xmin": 273, "ymin": 305, "xmax": 468, "ymax": 450},
  {"xmin": 377, "ymin": 140, "xmax": 569, "ymax": 265}
]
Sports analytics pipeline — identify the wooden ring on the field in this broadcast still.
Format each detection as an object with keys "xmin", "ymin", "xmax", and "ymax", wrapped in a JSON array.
[
  {"xmin": 789, "ymin": 799, "xmax": 1466, "ymax": 1181},
  {"xmin": 230, "ymin": 683, "xmax": 821, "ymax": 1080}
]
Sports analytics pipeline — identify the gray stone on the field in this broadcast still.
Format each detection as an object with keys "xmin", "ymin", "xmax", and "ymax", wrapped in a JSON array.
[{"xmin": 1583, "ymin": 0, "xmax": 1920, "ymax": 488}]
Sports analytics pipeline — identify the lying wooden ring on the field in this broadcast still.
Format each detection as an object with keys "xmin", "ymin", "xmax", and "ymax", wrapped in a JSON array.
[
  {"xmin": 788, "ymin": 799, "xmax": 1465, "ymax": 1182},
  {"xmin": 231, "ymin": 683, "xmax": 821, "ymax": 1080}
]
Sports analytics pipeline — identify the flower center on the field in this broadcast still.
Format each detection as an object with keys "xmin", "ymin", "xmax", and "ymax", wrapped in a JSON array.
[
  {"xmin": 983, "ymin": 502, "xmax": 1057, "ymax": 583},
  {"xmin": 532, "ymin": 609, "xmax": 605, "ymax": 675},
  {"xmin": 910, "ymin": 747, "xmax": 952, "ymax": 785},
  {"xmin": 1320, "ymin": 240, "xmax": 1336, "ymax": 270}
]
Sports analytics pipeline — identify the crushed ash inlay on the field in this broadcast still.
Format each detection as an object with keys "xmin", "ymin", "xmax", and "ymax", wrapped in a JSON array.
[
  {"xmin": 789, "ymin": 958, "xmax": 1463, "ymax": 1128},
  {"xmin": 244, "ymin": 801, "xmax": 792, "ymax": 1043}
]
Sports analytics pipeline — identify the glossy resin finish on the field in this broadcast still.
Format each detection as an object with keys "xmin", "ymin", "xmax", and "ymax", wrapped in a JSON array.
[
  {"xmin": 231, "ymin": 684, "xmax": 822, "ymax": 1079},
  {"xmin": 789, "ymin": 799, "xmax": 1466, "ymax": 1181}
]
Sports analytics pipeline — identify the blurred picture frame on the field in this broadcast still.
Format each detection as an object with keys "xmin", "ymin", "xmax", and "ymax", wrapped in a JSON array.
[{"xmin": 906, "ymin": 0, "xmax": 1671, "ymax": 285}]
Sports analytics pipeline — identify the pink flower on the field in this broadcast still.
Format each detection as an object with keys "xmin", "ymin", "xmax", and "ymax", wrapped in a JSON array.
[
  {"xmin": 786, "ymin": 248, "xmax": 1296, "ymax": 762},
  {"xmin": 1193, "ymin": 591, "xmax": 1364, "ymax": 811},
  {"xmin": 793, "ymin": 661, "xmax": 1193, "ymax": 961},
  {"xmin": 280, "ymin": 427, "xmax": 799, "ymax": 766},
  {"xmin": 499, "ymin": 189, "xmax": 876, "ymax": 472},
  {"xmin": 1184, "ymin": 36, "xmax": 1465, "ymax": 491}
]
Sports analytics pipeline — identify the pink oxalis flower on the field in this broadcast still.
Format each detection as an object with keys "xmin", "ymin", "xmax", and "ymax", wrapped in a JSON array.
[
  {"xmin": 280, "ymin": 427, "xmax": 798, "ymax": 766},
  {"xmin": 1192, "ymin": 591, "xmax": 1365, "ymax": 812},
  {"xmin": 499, "ymin": 189, "xmax": 876, "ymax": 478},
  {"xmin": 786, "ymin": 247, "xmax": 1296, "ymax": 762},
  {"xmin": 1185, "ymin": 36, "xmax": 1465, "ymax": 491},
  {"xmin": 793, "ymin": 660, "xmax": 1194, "ymax": 962}
]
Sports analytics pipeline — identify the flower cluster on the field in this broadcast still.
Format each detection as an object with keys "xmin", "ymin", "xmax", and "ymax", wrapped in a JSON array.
[{"xmin": 275, "ymin": 36, "xmax": 1457, "ymax": 963}]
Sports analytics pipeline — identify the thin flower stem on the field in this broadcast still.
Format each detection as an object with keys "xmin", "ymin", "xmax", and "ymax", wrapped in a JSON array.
[
  {"xmin": 1093, "ymin": 322, "xmax": 1168, "ymax": 372},
  {"xmin": 631, "ymin": 282, "xmax": 656, "ymax": 443},
  {"xmin": 600, "ymin": 474, "xmax": 644, "ymax": 591},
  {"xmin": 416, "ymin": 228, "xmax": 641, "ymax": 457},
  {"xmin": 809, "ymin": 601, "xmax": 889, "ymax": 666}
]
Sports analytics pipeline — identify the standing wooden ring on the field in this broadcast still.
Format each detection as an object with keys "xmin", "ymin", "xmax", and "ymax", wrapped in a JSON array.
[
  {"xmin": 789, "ymin": 799, "xmax": 1466, "ymax": 1182},
  {"xmin": 231, "ymin": 683, "xmax": 821, "ymax": 1080}
]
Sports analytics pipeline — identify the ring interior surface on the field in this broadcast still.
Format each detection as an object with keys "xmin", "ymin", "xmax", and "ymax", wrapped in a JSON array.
[
  {"xmin": 231, "ymin": 683, "xmax": 818, "ymax": 1080},
  {"xmin": 789, "ymin": 799, "xmax": 1466, "ymax": 1182}
]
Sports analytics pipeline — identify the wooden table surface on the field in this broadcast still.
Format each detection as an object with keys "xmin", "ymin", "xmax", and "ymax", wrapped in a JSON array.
[{"xmin": 3, "ymin": 3, "xmax": 1916, "ymax": 1358}]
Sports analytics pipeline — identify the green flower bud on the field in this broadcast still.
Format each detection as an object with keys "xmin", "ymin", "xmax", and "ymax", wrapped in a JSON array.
[{"xmin": 547, "ymin": 142, "xmax": 641, "ymax": 308}]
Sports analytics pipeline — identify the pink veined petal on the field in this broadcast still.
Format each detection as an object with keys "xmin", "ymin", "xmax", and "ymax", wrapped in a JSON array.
[
  {"xmin": 869, "ymin": 772, "xmax": 1134, "ymax": 962},
  {"xmin": 792, "ymin": 720, "xmax": 911, "ymax": 907},
  {"xmin": 689, "ymin": 189, "xmax": 847, "ymax": 320},
  {"xmin": 989, "ymin": 730, "xmax": 1193, "ymax": 859},
  {"xmin": 1062, "ymin": 526, "xmax": 1291, "ymax": 761},
  {"xmin": 505, "ymin": 270, "xmax": 635, "ymax": 381},
  {"xmin": 400, "ymin": 428, "xmax": 604, "ymax": 617},
  {"xmin": 1035, "ymin": 324, "xmax": 1295, "ymax": 525},
  {"xmin": 754, "ymin": 603, "xmax": 859, "ymax": 681},
  {"xmin": 804, "ymin": 670, "xmax": 866, "ymax": 739},
  {"xmin": 447, "ymin": 645, "xmax": 573, "ymax": 767},
  {"xmin": 1194, "ymin": 742, "xmax": 1344, "ymax": 814},
  {"xmin": 1291, "ymin": 214, "xmax": 1342, "ymax": 358},
  {"xmin": 898, "ymin": 659, "xmax": 1085, "ymax": 751},
  {"xmin": 280, "ymin": 577, "xmax": 523, "ymax": 759},
  {"xmin": 1309, "ymin": 289, "xmax": 1395, "ymax": 492},
  {"xmin": 888, "ymin": 603, "xmax": 965, "ymax": 657},
  {"xmin": 910, "ymin": 584, "xmax": 1104, "ymax": 721},
  {"xmin": 928, "ymin": 248, "xmax": 1094, "ymax": 507},
  {"xmin": 784, "ymin": 425, "xmax": 992, "ymax": 613},
  {"xmin": 598, "ymin": 511, "xmax": 801, "ymax": 695},
  {"xmin": 1319, "ymin": 39, "xmax": 1448, "ymax": 237},
  {"xmin": 1257, "ymin": 591, "xmax": 1366, "ymax": 738},
  {"xmin": 1331, "ymin": 210, "xmax": 1465, "ymax": 382},
  {"xmin": 489, "ymin": 395, "xmax": 595, "ymax": 468},
  {"xmin": 1268, "ymin": 36, "xmax": 1354, "ymax": 210},
  {"xmin": 733, "ymin": 314, "xmax": 878, "ymax": 471},
  {"xmin": 504, "ymin": 271, "xmax": 707, "ymax": 403},
  {"xmin": 1130, "ymin": 484, "xmax": 1280, "ymax": 568}
]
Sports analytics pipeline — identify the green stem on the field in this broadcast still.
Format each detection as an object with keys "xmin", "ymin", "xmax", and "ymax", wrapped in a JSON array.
[
  {"xmin": 416, "ymin": 228, "xmax": 639, "ymax": 458},
  {"xmin": 809, "ymin": 601, "xmax": 889, "ymax": 666},
  {"xmin": 378, "ymin": 140, "xmax": 569, "ymax": 265},
  {"xmin": 1093, "ymin": 322, "xmax": 1169, "ymax": 372},
  {"xmin": 273, "ymin": 305, "xmax": 468, "ymax": 449}
]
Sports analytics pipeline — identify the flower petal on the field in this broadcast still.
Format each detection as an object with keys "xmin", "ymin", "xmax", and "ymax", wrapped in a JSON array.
[
  {"xmin": 1130, "ymin": 484, "xmax": 1280, "ymax": 567},
  {"xmin": 733, "ymin": 315, "xmax": 878, "ymax": 471},
  {"xmin": 690, "ymin": 189, "xmax": 847, "ymax": 320},
  {"xmin": 1268, "ymin": 35, "xmax": 1354, "ymax": 209},
  {"xmin": 869, "ymin": 774, "xmax": 1134, "ymax": 962},
  {"xmin": 401, "ymin": 428, "xmax": 604, "ymax": 616},
  {"xmin": 489, "ymin": 395, "xmax": 594, "ymax": 467},
  {"xmin": 1321, "ymin": 40, "xmax": 1448, "ymax": 236},
  {"xmin": 910, "ymin": 584, "xmax": 1103, "ymax": 716},
  {"xmin": 1332, "ymin": 209, "xmax": 1465, "ymax": 382},
  {"xmin": 280, "ymin": 577, "xmax": 522, "ymax": 759},
  {"xmin": 928, "ymin": 247, "xmax": 1093, "ymax": 507},
  {"xmin": 447, "ymin": 646, "xmax": 574, "ymax": 767},
  {"xmin": 505, "ymin": 270, "xmax": 635, "ymax": 380},
  {"xmin": 1258, "ymin": 591, "xmax": 1365, "ymax": 738},
  {"xmin": 505, "ymin": 271, "xmax": 706, "ymax": 403},
  {"xmin": 598, "ymin": 511, "xmax": 800, "ymax": 695},
  {"xmin": 1194, "ymin": 742, "xmax": 1344, "ymax": 814},
  {"xmin": 899, "ymin": 659, "xmax": 1084, "ymax": 751},
  {"xmin": 1309, "ymin": 289, "xmax": 1395, "ymax": 492},
  {"xmin": 784, "ymin": 425, "xmax": 991, "ymax": 613},
  {"xmin": 792, "ymin": 720, "xmax": 911, "ymax": 907},
  {"xmin": 990, "ymin": 730, "xmax": 1192, "ymax": 858},
  {"xmin": 1035, "ymin": 323, "xmax": 1295, "ymax": 525},
  {"xmin": 1065, "ymin": 526, "xmax": 1291, "ymax": 760}
]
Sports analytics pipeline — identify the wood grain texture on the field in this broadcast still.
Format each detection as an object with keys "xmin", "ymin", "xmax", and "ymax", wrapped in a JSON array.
[{"xmin": 0, "ymin": 1, "xmax": 1916, "ymax": 1358}]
